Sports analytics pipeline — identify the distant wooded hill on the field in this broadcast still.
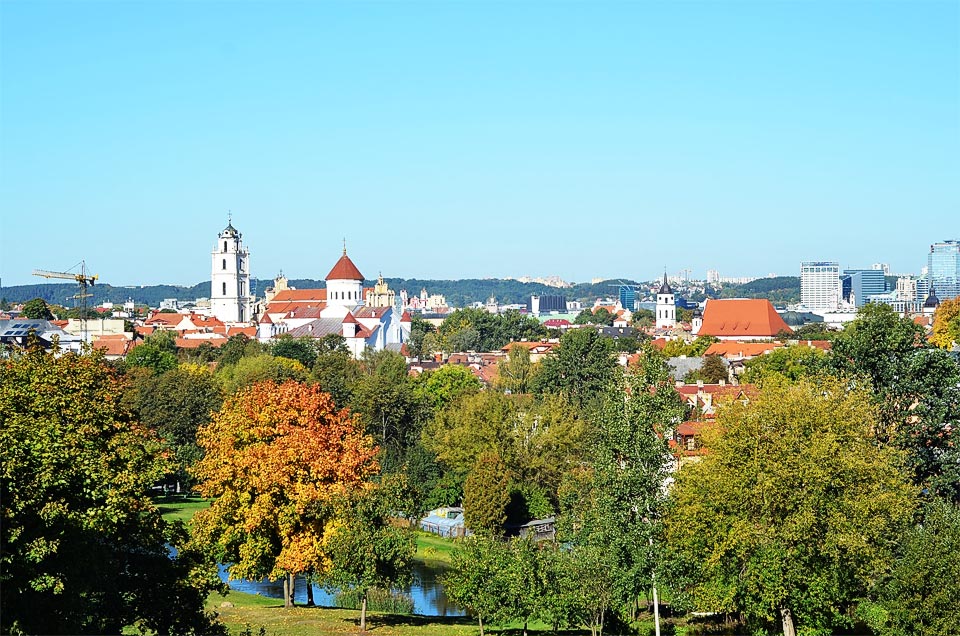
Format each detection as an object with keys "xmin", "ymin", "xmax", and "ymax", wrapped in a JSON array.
[{"xmin": 1, "ymin": 276, "xmax": 800, "ymax": 308}]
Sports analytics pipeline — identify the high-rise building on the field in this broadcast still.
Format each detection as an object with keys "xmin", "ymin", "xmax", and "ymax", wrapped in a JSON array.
[
  {"xmin": 896, "ymin": 276, "xmax": 917, "ymax": 302},
  {"xmin": 800, "ymin": 262, "xmax": 841, "ymax": 310},
  {"xmin": 927, "ymin": 240, "xmax": 960, "ymax": 300},
  {"xmin": 843, "ymin": 269, "xmax": 886, "ymax": 307},
  {"xmin": 211, "ymin": 219, "xmax": 254, "ymax": 323}
]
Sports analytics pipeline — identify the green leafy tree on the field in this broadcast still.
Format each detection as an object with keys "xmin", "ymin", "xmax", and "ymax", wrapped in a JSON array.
[
  {"xmin": 310, "ymin": 335, "xmax": 360, "ymax": 408},
  {"xmin": 271, "ymin": 334, "xmax": 320, "ymax": 368},
  {"xmin": 663, "ymin": 379, "xmax": 917, "ymax": 636},
  {"xmin": 423, "ymin": 392, "xmax": 585, "ymax": 508},
  {"xmin": 559, "ymin": 356, "xmax": 683, "ymax": 633},
  {"xmin": 438, "ymin": 307, "xmax": 546, "ymax": 353},
  {"xmin": 217, "ymin": 333, "xmax": 262, "ymax": 367},
  {"xmin": 532, "ymin": 327, "xmax": 617, "ymax": 407},
  {"xmin": 126, "ymin": 341, "xmax": 178, "ymax": 375},
  {"xmin": 631, "ymin": 308, "xmax": 655, "ymax": 328},
  {"xmin": 535, "ymin": 543, "xmax": 586, "ymax": 633},
  {"xmin": 351, "ymin": 349, "xmax": 423, "ymax": 463},
  {"xmin": 444, "ymin": 534, "xmax": 512, "ymax": 636},
  {"xmin": 412, "ymin": 363, "xmax": 482, "ymax": 412},
  {"xmin": 131, "ymin": 362, "xmax": 224, "ymax": 491},
  {"xmin": 405, "ymin": 315, "xmax": 436, "ymax": 359},
  {"xmin": 685, "ymin": 354, "xmax": 728, "ymax": 384},
  {"xmin": 861, "ymin": 499, "xmax": 960, "ymax": 636},
  {"xmin": 831, "ymin": 303, "xmax": 924, "ymax": 436},
  {"xmin": 661, "ymin": 335, "xmax": 719, "ymax": 358},
  {"xmin": 463, "ymin": 452, "xmax": 512, "ymax": 536},
  {"xmin": 0, "ymin": 349, "xmax": 223, "ymax": 635},
  {"xmin": 21, "ymin": 297, "xmax": 54, "ymax": 320},
  {"xmin": 495, "ymin": 343, "xmax": 537, "ymax": 394},
  {"xmin": 741, "ymin": 344, "xmax": 829, "ymax": 384},
  {"xmin": 324, "ymin": 476, "xmax": 416, "ymax": 632},
  {"xmin": 216, "ymin": 353, "xmax": 308, "ymax": 395},
  {"xmin": 504, "ymin": 537, "xmax": 546, "ymax": 636}
]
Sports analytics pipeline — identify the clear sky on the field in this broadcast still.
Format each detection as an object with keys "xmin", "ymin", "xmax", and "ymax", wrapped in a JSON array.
[{"xmin": 1, "ymin": 0, "xmax": 957, "ymax": 288}]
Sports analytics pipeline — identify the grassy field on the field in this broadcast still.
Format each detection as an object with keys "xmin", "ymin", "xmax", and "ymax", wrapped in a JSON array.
[
  {"xmin": 414, "ymin": 531, "xmax": 457, "ymax": 565},
  {"xmin": 153, "ymin": 494, "xmax": 211, "ymax": 525}
]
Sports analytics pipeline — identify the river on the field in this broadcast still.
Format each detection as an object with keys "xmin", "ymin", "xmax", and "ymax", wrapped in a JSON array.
[{"xmin": 218, "ymin": 559, "xmax": 465, "ymax": 617}]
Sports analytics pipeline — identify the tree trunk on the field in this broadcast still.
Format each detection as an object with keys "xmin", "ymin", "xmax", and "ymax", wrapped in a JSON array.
[
  {"xmin": 523, "ymin": 619, "xmax": 528, "ymax": 636},
  {"xmin": 478, "ymin": 614, "xmax": 485, "ymax": 636},
  {"xmin": 780, "ymin": 606, "xmax": 796, "ymax": 636},
  {"xmin": 283, "ymin": 577, "xmax": 290, "ymax": 609},
  {"xmin": 360, "ymin": 594, "xmax": 367, "ymax": 632},
  {"xmin": 652, "ymin": 580, "xmax": 661, "ymax": 636},
  {"xmin": 287, "ymin": 573, "xmax": 295, "ymax": 608},
  {"xmin": 306, "ymin": 581, "xmax": 315, "ymax": 607}
]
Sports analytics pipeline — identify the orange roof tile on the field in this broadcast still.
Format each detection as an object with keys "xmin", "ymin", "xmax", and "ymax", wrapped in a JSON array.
[
  {"xmin": 326, "ymin": 253, "xmax": 364, "ymax": 281},
  {"xmin": 228, "ymin": 326, "xmax": 257, "ymax": 337},
  {"xmin": 175, "ymin": 336, "xmax": 227, "ymax": 349},
  {"xmin": 698, "ymin": 299, "xmax": 792, "ymax": 338},
  {"xmin": 704, "ymin": 341, "xmax": 784, "ymax": 358},
  {"xmin": 272, "ymin": 289, "xmax": 328, "ymax": 302},
  {"xmin": 342, "ymin": 312, "xmax": 359, "ymax": 324}
]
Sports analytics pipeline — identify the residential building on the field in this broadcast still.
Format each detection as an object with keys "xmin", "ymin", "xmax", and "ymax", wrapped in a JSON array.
[
  {"xmin": 210, "ymin": 219, "xmax": 254, "ymax": 324},
  {"xmin": 896, "ymin": 276, "xmax": 917, "ymax": 302},
  {"xmin": 800, "ymin": 262, "xmax": 841, "ymax": 310}
]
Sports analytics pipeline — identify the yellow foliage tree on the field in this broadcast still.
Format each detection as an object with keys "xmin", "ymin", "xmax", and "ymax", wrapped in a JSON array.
[
  {"xmin": 191, "ymin": 380, "xmax": 378, "ymax": 606},
  {"xmin": 931, "ymin": 298, "xmax": 960, "ymax": 350}
]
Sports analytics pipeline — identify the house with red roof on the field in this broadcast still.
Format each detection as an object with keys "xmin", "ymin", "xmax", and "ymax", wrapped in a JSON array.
[{"xmin": 697, "ymin": 299, "xmax": 792, "ymax": 341}]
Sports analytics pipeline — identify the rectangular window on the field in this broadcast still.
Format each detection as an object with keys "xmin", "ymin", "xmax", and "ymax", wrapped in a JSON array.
[
  {"xmin": 222, "ymin": 259, "xmax": 226, "ymax": 270},
  {"xmin": 222, "ymin": 282, "xmax": 227, "ymax": 296}
]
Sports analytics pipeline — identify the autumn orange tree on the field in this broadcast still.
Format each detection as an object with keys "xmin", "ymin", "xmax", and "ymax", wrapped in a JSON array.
[{"xmin": 191, "ymin": 380, "xmax": 378, "ymax": 606}]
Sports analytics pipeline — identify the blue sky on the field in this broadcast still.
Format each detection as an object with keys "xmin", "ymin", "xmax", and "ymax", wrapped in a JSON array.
[{"xmin": 1, "ymin": 0, "xmax": 957, "ymax": 288}]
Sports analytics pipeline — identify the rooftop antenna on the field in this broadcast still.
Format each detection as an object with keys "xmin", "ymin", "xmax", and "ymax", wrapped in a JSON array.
[{"xmin": 342, "ymin": 237, "xmax": 347, "ymax": 255}]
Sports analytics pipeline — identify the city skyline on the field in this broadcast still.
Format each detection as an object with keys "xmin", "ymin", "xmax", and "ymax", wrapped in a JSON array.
[{"xmin": 1, "ymin": 1, "xmax": 957, "ymax": 287}]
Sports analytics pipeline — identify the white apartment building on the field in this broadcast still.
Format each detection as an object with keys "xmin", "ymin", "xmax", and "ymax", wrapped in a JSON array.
[{"xmin": 800, "ymin": 262, "xmax": 841, "ymax": 311}]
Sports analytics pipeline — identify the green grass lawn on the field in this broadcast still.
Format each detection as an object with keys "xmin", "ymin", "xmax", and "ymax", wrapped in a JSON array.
[
  {"xmin": 414, "ymin": 531, "xmax": 458, "ymax": 565},
  {"xmin": 153, "ymin": 494, "xmax": 211, "ymax": 525},
  {"xmin": 207, "ymin": 588, "xmax": 601, "ymax": 636}
]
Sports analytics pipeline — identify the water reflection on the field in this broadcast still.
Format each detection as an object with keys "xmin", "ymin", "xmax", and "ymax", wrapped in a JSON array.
[{"xmin": 219, "ymin": 560, "xmax": 465, "ymax": 617}]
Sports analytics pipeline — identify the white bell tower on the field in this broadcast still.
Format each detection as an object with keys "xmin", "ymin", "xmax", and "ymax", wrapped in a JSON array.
[
  {"xmin": 655, "ymin": 271, "xmax": 676, "ymax": 329},
  {"xmin": 210, "ymin": 217, "xmax": 254, "ymax": 323}
]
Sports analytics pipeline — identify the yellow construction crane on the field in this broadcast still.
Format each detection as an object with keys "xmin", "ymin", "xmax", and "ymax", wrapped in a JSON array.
[{"xmin": 32, "ymin": 261, "xmax": 100, "ymax": 342}]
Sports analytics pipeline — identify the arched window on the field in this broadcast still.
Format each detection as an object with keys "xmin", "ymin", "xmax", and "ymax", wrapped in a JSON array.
[
  {"xmin": 222, "ymin": 282, "xmax": 227, "ymax": 296},
  {"xmin": 223, "ymin": 241, "xmax": 227, "ymax": 252},
  {"xmin": 222, "ymin": 259, "xmax": 226, "ymax": 270}
]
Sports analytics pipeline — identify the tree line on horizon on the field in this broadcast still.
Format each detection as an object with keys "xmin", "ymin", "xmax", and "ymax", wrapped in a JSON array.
[{"xmin": 0, "ymin": 275, "xmax": 803, "ymax": 309}]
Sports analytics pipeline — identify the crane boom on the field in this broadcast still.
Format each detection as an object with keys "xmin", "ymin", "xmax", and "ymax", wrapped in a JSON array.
[{"xmin": 32, "ymin": 269, "xmax": 98, "ymax": 285}]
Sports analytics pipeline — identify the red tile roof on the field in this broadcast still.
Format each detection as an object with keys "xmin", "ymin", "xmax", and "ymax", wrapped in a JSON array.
[
  {"xmin": 326, "ymin": 253, "xmax": 364, "ymax": 281},
  {"xmin": 354, "ymin": 306, "xmax": 390, "ymax": 319},
  {"xmin": 271, "ymin": 289, "xmax": 327, "ymax": 302},
  {"xmin": 228, "ymin": 326, "xmax": 257, "ymax": 337},
  {"xmin": 175, "ymin": 336, "xmax": 227, "ymax": 348},
  {"xmin": 146, "ymin": 312, "xmax": 183, "ymax": 326},
  {"xmin": 698, "ymin": 299, "xmax": 792, "ymax": 338},
  {"xmin": 704, "ymin": 341, "xmax": 784, "ymax": 358},
  {"xmin": 259, "ymin": 313, "xmax": 274, "ymax": 324},
  {"xmin": 400, "ymin": 311, "xmax": 412, "ymax": 322},
  {"xmin": 92, "ymin": 335, "xmax": 137, "ymax": 357},
  {"xmin": 342, "ymin": 312, "xmax": 359, "ymax": 324},
  {"xmin": 543, "ymin": 318, "xmax": 571, "ymax": 327}
]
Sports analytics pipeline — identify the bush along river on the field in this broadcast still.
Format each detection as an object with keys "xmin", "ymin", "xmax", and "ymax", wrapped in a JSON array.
[{"xmin": 218, "ymin": 560, "xmax": 464, "ymax": 617}]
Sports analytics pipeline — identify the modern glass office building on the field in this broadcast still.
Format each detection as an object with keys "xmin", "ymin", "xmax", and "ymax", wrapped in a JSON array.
[
  {"xmin": 927, "ymin": 240, "xmax": 960, "ymax": 300},
  {"xmin": 843, "ymin": 269, "xmax": 887, "ymax": 307}
]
